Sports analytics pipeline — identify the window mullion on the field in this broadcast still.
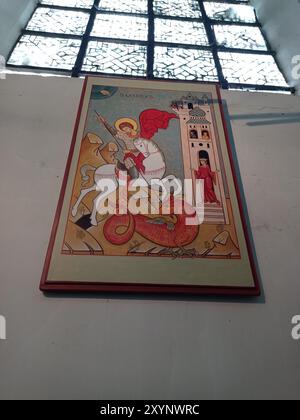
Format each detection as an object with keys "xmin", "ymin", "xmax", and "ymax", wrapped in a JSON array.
[
  {"xmin": 72, "ymin": 0, "xmax": 100, "ymax": 77},
  {"xmin": 38, "ymin": 4, "xmax": 92, "ymax": 13},
  {"xmin": 147, "ymin": 0, "xmax": 155, "ymax": 79},
  {"xmin": 197, "ymin": 0, "xmax": 228, "ymax": 89}
]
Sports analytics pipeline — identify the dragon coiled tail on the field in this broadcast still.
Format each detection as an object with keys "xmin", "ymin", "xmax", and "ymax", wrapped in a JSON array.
[
  {"xmin": 103, "ymin": 198, "xmax": 199, "ymax": 248},
  {"xmin": 103, "ymin": 214, "xmax": 136, "ymax": 245}
]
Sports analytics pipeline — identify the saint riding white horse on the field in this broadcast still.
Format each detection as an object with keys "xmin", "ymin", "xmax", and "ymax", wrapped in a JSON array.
[{"xmin": 71, "ymin": 138, "xmax": 180, "ymax": 226}]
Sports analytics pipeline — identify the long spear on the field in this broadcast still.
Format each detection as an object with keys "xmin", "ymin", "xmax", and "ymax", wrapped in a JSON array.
[
  {"xmin": 94, "ymin": 110, "xmax": 125, "ymax": 154},
  {"xmin": 94, "ymin": 111, "xmax": 141, "ymax": 180}
]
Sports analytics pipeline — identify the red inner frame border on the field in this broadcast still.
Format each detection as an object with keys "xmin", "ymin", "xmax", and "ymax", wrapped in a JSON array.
[{"xmin": 40, "ymin": 78, "xmax": 261, "ymax": 297}]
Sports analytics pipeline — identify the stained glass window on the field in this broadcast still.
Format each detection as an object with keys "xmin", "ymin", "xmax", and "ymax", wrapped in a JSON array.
[
  {"xmin": 153, "ymin": 0, "xmax": 202, "ymax": 18},
  {"xmin": 154, "ymin": 47, "xmax": 218, "ymax": 81},
  {"xmin": 155, "ymin": 19, "xmax": 209, "ymax": 46},
  {"xmin": 99, "ymin": 0, "xmax": 148, "ymax": 14},
  {"xmin": 40, "ymin": 0, "xmax": 94, "ymax": 8},
  {"xmin": 92, "ymin": 15, "xmax": 148, "ymax": 41},
  {"xmin": 26, "ymin": 8, "xmax": 90, "ymax": 35},
  {"xmin": 8, "ymin": 35, "xmax": 81, "ymax": 70},
  {"xmin": 204, "ymin": 2, "xmax": 256, "ymax": 23},
  {"xmin": 82, "ymin": 41, "xmax": 147, "ymax": 76},
  {"xmin": 218, "ymin": 52, "xmax": 288, "ymax": 86},
  {"xmin": 7, "ymin": 0, "xmax": 291, "ymax": 93},
  {"xmin": 213, "ymin": 25, "xmax": 267, "ymax": 51}
]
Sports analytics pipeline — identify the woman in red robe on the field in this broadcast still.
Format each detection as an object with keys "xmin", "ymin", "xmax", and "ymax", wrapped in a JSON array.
[{"xmin": 194, "ymin": 158, "xmax": 220, "ymax": 204}]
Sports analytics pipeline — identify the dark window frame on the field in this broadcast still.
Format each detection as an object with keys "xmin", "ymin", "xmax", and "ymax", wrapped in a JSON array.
[{"xmin": 7, "ymin": 0, "xmax": 293, "ymax": 93}]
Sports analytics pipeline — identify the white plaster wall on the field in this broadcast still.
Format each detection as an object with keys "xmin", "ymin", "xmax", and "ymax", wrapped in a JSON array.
[
  {"xmin": 252, "ymin": 0, "xmax": 300, "ymax": 93},
  {"xmin": 0, "ymin": 74, "xmax": 300, "ymax": 400},
  {"xmin": 0, "ymin": 0, "xmax": 38, "ymax": 59}
]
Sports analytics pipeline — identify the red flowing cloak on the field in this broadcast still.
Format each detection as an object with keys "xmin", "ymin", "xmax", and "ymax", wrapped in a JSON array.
[
  {"xmin": 124, "ymin": 109, "xmax": 178, "ymax": 175},
  {"xmin": 139, "ymin": 109, "xmax": 178, "ymax": 140}
]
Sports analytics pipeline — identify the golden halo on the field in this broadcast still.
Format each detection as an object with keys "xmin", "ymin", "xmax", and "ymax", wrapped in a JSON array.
[{"xmin": 115, "ymin": 118, "xmax": 138, "ymax": 132}]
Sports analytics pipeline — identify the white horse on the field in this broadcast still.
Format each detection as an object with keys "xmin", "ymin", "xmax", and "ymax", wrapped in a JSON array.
[{"xmin": 72, "ymin": 138, "xmax": 180, "ymax": 226}]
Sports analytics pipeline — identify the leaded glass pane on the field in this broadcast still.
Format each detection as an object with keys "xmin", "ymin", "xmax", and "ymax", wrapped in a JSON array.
[
  {"xmin": 154, "ymin": 47, "xmax": 218, "ymax": 81},
  {"xmin": 153, "ymin": 0, "xmax": 202, "ymax": 18},
  {"xmin": 26, "ymin": 8, "xmax": 90, "ymax": 35},
  {"xmin": 155, "ymin": 19, "xmax": 209, "ymax": 46},
  {"xmin": 218, "ymin": 52, "xmax": 288, "ymax": 86},
  {"xmin": 204, "ymin": 2, "xmax": 256, "ymax": 23},
  {"xmin": 7, "ymin": 0, "xmax": 290, "ymax": 91},
  {"xmin": 92, "ymin": 14, "xmax": 148, "ymax": 41},
  {"xmin": 99, "ymin": 0, "xmax": 148, "ymax": 14},
  {"xmin": 40, "ymin": 0, "xmax": 94, "ymax": 8},
  {"xmin": 214, "ymin": 25, "xmax": 267, "ymax": 50},
  {"xmin": 8, "ymin": 35, "xmax": 81, "ymax": 69},
  {"xmin": 82, "ymin": 41, "xmax": 147, "ymax": 76}
]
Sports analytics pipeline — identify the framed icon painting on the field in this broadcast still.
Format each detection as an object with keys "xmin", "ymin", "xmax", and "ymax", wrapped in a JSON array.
[{"xmin": 40, "ymin": 77, "xmax": 260, "ymax": 296}]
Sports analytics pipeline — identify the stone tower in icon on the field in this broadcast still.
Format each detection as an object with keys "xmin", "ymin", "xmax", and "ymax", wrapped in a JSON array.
[{"xmin": 171, "ymin": 94, "xmax": 229, "ymax": 224}]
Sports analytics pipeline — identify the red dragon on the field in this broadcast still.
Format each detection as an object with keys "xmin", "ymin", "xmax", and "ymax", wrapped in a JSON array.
[{"xmin": 103, "ymin": 198, "xmax": 199, "ymax": 249}]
